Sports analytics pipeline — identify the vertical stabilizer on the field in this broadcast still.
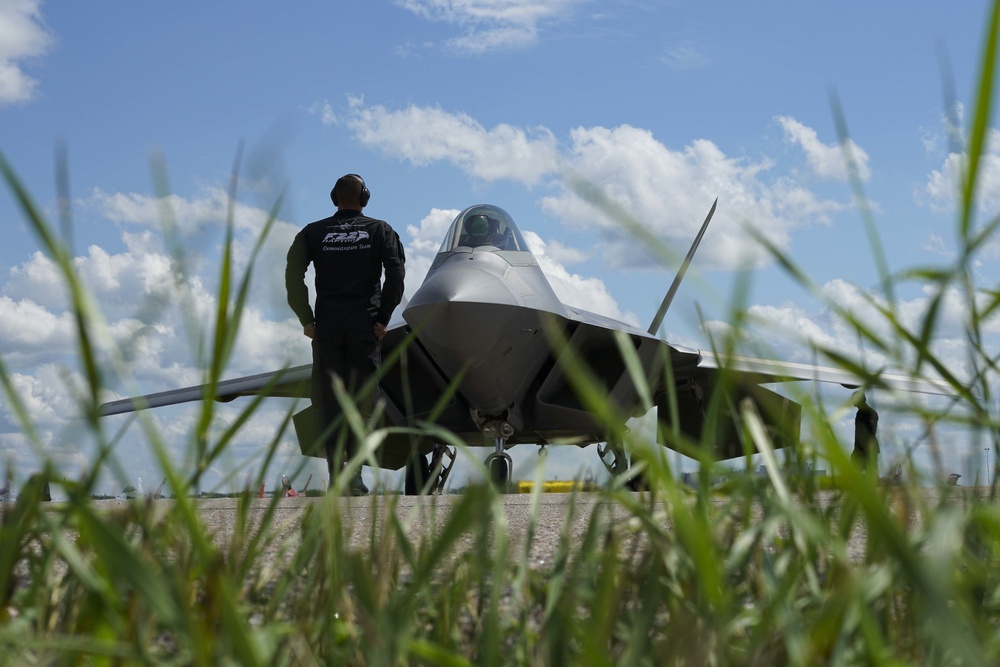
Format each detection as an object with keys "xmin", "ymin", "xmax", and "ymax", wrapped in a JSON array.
[{"xmin": 647, "ymin": 198, "xmax": 718, "ymax": 335}]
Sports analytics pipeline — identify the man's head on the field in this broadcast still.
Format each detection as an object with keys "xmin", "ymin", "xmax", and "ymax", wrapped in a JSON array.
[{"xmin": 330, "ymin": 173, "xmax": 371, "ymax": 209}]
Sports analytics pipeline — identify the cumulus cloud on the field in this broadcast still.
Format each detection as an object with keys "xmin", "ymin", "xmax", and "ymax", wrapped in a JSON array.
[
  {"xmin": 309, "ymin": 100, "xmax": 337, "ymax": 125},
  {"xmin": 0, "ymin": 186, "xmax": 318, "ymax": 486},
  {"xmin": 345, "ymin": 100, "xmax": 560, "ymax": 186},
  {"xmin": 777, "ymin": 115, "xmax": 871, "ymax": 182},
  {"xmin": 730, "ymin": 278, "xmax": 976, "ymax": 379},
  {"xmin": 0, "ymin": 0, "xmax": 53, "ymax": 105},
  {"xmin": 396, "ymin": 0, "xmax": 587, "ymax": 53},
  {"xmin": 343, "ymin": 100, "xmax": 848, "ymax": 272},
  {"xmin": 523, "ymin": 230, "xmax": 638, "ymax": 325},
  {"xmin": 921, "ymin": 127, "xmax": 1000, "ymax": 217},
  {"xmin": 917, "ymin": 107, "xmax": 1000, "ymax": 227},
  {"xmin": 86, "ymin": 186, "xmax": 303, "ymax": 317},
  {"xmin": 544, "ymin": 125, "xmax": 844, "ymax": 270},
  {"xmin": 404, "ymin": 207, "xmax": 461, "ymax": 295}
]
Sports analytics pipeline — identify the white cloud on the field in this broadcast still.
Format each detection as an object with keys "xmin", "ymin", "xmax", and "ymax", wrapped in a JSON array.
[
  {"xmin": 396, "ymin": 0, "xmax": 587, "ymax": 53},
  {"xmin": 544, "ymin": 125, "xmax": 844, "ymax": 270},
  {"xmin": 89, "ymin": 187, "xmax": 227, "ymax": 231},
  {"xmin": 524, "ymin": 230, "xmax": 639, "ymax": 325},
  {"xmin": 404, "ymin": 207, "xmax": 461, "ymax": 296},
  {"xmin": 343, "ymin": 101, "xmax": 848, "ymax": 272},
  {"xmin": 734, "ymin": 279, "xmax": 979, "ymax": 378},
  {"xmin": 309, "ymin": 100, "xmax": 337, "ymax": 125},
  {"xmin": 661, "ymin": 39, "xmax": 710, "ymax": 70},
  {"xmin": 346, "ymin": 101, "xmax": 560, "ymax": 186},
  {"xmin": 777, "ymin": 115, "xmax": 871, "ymax": 182},
  {"xmin": 0, "ymin": 186, "xmax": 320, "ymax": 491},
  {"xmin": 0, "ymin": 0, "xmax": 53, "ymax": 105},
  {"xmin": 4, "ymin": 365, "xmax": 80, "ymax": 425},
  {"xmin": 543, "ymin": 239, "xmax": 589, "ymax": 265},
  {"xmin": 86, "ymin": 186, "xmax": 302, "ymax": 318},
  {"xmin": 921, "ymin": 128, "xmax": 1000, "ymax": 217},
  {"xmin": 918, "ymin": 109, "xmax": 1000, "ymax": 225},
  {"xmin": 0, "ymin": 294, "xmax": 75, "ymax": 367}
]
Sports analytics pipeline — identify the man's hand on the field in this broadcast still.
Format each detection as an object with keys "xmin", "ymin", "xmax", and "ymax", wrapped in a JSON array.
[
  {"xmin": 303, "ymin": 323, "xmax": 316, "ymax": 339},
  {"xmin": 373, "ymin": 322, "xmax": 387, "ymax": 340}
]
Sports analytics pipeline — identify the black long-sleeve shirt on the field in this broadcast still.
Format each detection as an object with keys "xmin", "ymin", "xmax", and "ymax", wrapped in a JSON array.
[{"xmin": 285, "ymin": 209, "xmax": 405, "ymax": 331}]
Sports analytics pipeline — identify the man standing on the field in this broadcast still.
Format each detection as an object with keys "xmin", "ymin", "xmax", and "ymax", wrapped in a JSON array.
[
  {"xmin": 851, "ymin": 391, "xmax": 879, "ymax": 473},
  {"xmin": 285, "ymin": 174, "xmax": 405, "ymax": 495}
]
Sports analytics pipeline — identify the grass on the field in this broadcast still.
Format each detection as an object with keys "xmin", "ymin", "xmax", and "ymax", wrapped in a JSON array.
[{"xmin": 4, "ymin": 3, "xmax": 1000, "ymax": 664}]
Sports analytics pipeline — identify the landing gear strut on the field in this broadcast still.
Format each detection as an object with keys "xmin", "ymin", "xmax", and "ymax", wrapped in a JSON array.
[
  {"xmin": 429, "ymin": 443, "xmax": 456, "ymax": 494},
  {"xmin": 405, "ymin": 443, "xmax": 456, "ymax": 495},
  {"xmin": 484, "ymin": 437, "xmax": 513, "ymax": 491},
  {"xmin": 597, "ymin": 440, "xmax": 647, "ymax": 491}
]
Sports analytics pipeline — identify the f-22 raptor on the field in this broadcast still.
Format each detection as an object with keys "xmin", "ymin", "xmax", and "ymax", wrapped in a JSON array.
[{"xmin": 100, "ymin": 203, "xmax": 947, "ymax": 493}]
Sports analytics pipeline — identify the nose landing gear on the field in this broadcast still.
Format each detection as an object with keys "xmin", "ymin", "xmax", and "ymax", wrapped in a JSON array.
[{"xmin": 484, "ymin": 437, "xmax": 513, "ymax": 490}]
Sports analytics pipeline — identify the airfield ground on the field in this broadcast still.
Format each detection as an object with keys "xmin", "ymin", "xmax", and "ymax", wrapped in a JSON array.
[{"xmin": 84, "ymin": 488, "xmax": 991, "ymax": 566}]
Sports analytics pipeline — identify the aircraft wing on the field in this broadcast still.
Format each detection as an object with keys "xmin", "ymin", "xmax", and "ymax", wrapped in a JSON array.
[
  {"xmin": 563, "ymin": 304, "xmax": 951, "ymax": 396},
  {"xmin": 98, "ymin": 312, "xmax": 416, "ymax": 418},
  {"xmin": 98, "ymin": 364, "xmax": 312, "ymax": 417},
  {"xmin": 693, "ymin": 352, "xmax": 953, "ymax": 396},
  {"xmin": 548, "ymin": 305, "xmax": 952, "ymax": 459}
]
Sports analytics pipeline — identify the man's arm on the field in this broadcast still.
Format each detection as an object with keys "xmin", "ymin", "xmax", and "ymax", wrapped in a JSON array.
[
  {"xmin": 376, "ymin": 225, "xmax": 406, "ymax": 326},
  {"xmin": 285, "ymin": 230, "xmax": 315, "ymax": 328}
]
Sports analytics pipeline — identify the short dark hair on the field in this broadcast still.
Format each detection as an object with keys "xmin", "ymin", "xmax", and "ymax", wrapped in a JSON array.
[{"xmin": 331, "ymin": 174, "xmax": 368, "ymax": 208}]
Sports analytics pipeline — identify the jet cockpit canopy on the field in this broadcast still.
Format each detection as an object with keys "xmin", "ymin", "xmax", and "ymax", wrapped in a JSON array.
[{"xmin": 438, "ymin": 205, "xmax": 528, "ymax": 253}]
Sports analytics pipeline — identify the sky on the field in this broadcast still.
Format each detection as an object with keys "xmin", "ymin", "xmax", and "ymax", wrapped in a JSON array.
[{"xmin": 1, "ymin": 0, "xmax": 998, "ymax": 495}]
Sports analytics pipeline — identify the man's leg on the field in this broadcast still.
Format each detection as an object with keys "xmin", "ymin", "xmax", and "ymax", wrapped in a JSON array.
[
  {"xmin": 338, "ymin": 328, "xmax": 381, "ymax": 495},
  {"xmin": 312, "ymin": 334, "xmax": 350, "ymax": 491},
  {"xmin": 851, "ymin": 447, "xmax": 866, "ymax": 470}
]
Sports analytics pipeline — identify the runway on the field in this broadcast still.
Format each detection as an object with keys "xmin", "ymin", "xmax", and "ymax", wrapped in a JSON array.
[
  {"xmin": 179, "ymin": 492, "xmax": 645, "ymax": 568},
  {"xmin": 85, "ymin": 486, "xmax": 984, "ymax": 567}
]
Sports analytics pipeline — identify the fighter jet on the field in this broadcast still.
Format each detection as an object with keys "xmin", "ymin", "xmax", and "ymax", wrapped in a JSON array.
[{"xmin": 99, "ymin": 203, "xmax": 949, "ymax": 493}]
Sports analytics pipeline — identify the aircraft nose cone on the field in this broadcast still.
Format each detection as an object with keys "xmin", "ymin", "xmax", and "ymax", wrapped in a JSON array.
[
  {"xmin": 406, "ymin": 256, "xmax": 519, "ymax": 310},
  {"xmin": 403, "ymin": 258, "xmax": 519, "ymax": 391}
]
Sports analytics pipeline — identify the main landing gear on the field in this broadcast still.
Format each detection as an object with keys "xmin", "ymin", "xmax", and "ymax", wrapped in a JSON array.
[
  {"xmin": 597, "ymin": 440, "xmax": 647, "ymax": 491},
  {"xmin": 404, "ymin": 443, "xmax": 456, "ymax": 495}
]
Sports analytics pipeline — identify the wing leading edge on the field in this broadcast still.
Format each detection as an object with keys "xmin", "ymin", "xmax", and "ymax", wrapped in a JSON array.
[{"xmin": 98, "ymin": 365, "xmax": 312, "ymax": 417}]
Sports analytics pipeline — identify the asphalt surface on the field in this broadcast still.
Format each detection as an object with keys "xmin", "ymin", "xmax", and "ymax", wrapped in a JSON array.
[
  {"xmin": 183, "ymin": 492, "xmax": 644, "ymax": 568},
  {"xmin": 83, "ymin": 486, "xmax": 989, "ymax": 566}
]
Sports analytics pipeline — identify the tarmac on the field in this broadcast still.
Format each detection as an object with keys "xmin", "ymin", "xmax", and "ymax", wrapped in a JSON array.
[
  {"xmin": 40, "ymin": 486, "xmax": 999, "ymax": 566},
  {"xmin": 182, "ymin": 493, "xmax": 644, "ymax": 569}
]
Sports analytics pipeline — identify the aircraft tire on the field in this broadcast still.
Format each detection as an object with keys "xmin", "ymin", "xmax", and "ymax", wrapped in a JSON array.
[
  {"xmin": 626, "ymin": 469, "xmax": 649, "ymax": 492},
  {"xmin": 405, "ymin": 454, "xmax": 431, "ymax": 496},
  {"xmin": 489, "ymin": 456, "xmax": 509, "ymax": 489}
]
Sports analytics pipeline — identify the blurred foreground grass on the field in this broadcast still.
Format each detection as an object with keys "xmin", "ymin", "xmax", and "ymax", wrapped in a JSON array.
[{"xmin": 5, "ymin": 2, "xmax": 1000, "ymax": 663}]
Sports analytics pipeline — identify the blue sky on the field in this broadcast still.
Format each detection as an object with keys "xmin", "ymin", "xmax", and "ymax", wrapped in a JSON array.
[{"xmin": 1, "ymin": 1, "xmax": 997, "ymax": 494}]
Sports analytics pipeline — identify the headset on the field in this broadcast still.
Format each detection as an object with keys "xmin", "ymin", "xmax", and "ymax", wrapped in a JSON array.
[{"xmin": 330, "ymin": 173, "xmax": 371, "ymax": 208}]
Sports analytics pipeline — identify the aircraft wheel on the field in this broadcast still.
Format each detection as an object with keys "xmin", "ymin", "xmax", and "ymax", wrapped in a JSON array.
[
  {"xmin": 405, "ymin": 454, "xmax": 431, "ymax": 496},
  {"xmin": 489, "ymin": 456, "xmax": 509, "ymax": 490},
  {"xmin": 626, "ymin": 472, "xmax": 648, "ymax": 492},
  {"xmin": 626, "ymin": 456, "xmax": 649, "ymax": 492}
]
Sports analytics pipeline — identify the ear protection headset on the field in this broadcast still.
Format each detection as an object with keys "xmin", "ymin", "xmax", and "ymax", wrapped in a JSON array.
[{"xmin": 331, "ymin": 173, "xmax": 371, "ymax": 208}]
